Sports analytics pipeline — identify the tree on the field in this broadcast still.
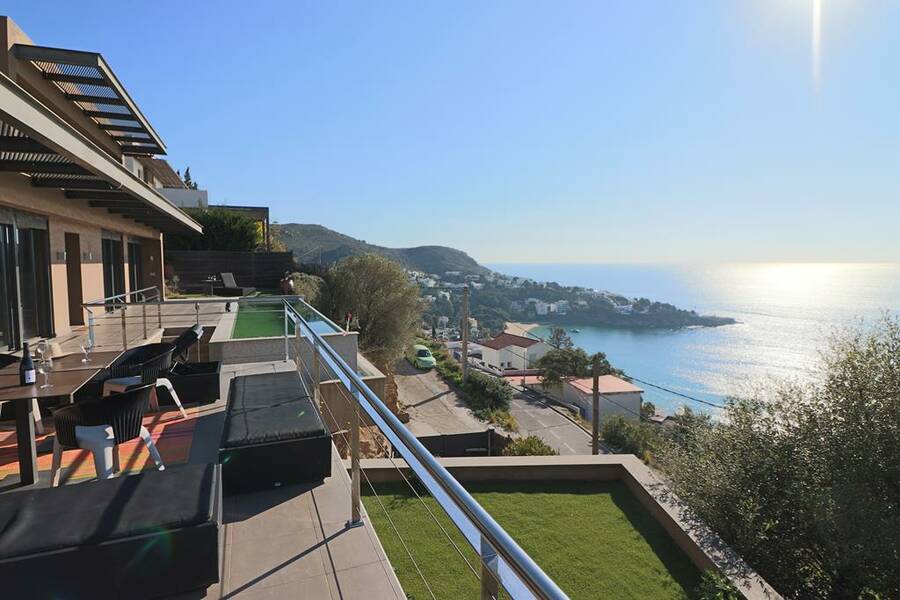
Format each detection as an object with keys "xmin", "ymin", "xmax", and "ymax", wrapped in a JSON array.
[
  {"xmin": 183, "ymin": 166, "xmax": 198, "ymax": 190},
  {"xmin": 287, "ymin": 272, "xmax": 324, "ymax": 305},
  {"xmin": 502, "ymin": 435, "xmax": 558, "ymax": 456},
  {"xmin": 317, "ymin": 254, "xmax": 422, "ymax": 367},
  {"xmin": 547, "ymin": 327, "xmax": 574, "ymax": 349},
  {"xmin": 166, "ymin": 207, "xmax": 261, "ymax": 251},
  {"xmin": 656, "ymin": 315, "xmax": 900, "ymax": 599},
  {"xmin": 535, "ymin": 347, "xmax": 622, "ymax": 386}
]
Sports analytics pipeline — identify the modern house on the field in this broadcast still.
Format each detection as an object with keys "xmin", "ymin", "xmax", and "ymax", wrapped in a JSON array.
[
  {"xmin": 0, "ymin": 16, "xmax": 200, "ymax": 350},
  {"xmin": 562, "ymin": 374, "xmax": 643, "ymax": 423},
  {"xmin": 480, "ymin": 332, "xmax": 549, "ymax": 371}
]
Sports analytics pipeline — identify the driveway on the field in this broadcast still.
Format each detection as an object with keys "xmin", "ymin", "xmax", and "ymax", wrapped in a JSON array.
[
  {"xmin": 395, "ymin": 360, "xmax": 484, "ymax": 437},
  {"xmin": 509, "ymin": 388, "xmax": 603, "ymax": 455}
]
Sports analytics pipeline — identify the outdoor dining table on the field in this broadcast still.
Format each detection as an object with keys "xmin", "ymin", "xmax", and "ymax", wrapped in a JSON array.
[
  {"xmin": 0, "ymin": 350, "xmax": 123, "ymax": 375},
  {"xmin": 0, "ymin": 369, "xmax": 101, "ymax": 486}
]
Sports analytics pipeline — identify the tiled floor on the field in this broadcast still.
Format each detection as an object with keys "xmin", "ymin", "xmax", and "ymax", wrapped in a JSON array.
[
  {"xmin": 196, "ymin": 360, "xmax": 405, "ymax": 600},
  {"xmin": 1, "ymin": 358, "xmax": 405, "ymax": 599}
]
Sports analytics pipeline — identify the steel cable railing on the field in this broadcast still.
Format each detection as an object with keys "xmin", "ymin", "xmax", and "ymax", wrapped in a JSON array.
[
  {"xmin": 283, "ymin": 299, "xmax": 569, "ymax": 600},
  {"xmin": 285, "ymin": 322, "xmax": 488, "ymax": 596}
]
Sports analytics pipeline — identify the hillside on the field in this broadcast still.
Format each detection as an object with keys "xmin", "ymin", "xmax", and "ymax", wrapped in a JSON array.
[{"xmin": 275, "ymin": 223, "xmax": 490, "ymax": 275}]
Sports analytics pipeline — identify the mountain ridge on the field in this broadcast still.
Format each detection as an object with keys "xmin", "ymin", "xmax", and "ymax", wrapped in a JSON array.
[{"xmin": 275, "ymin": 223, "xmax": 490, "ymax": 275}]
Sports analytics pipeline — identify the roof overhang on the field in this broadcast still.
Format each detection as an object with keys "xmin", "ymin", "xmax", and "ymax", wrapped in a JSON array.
[
  {"xmin": 11, "ymin": 44, "xmax": 166, "ymax": 156},
  {"xmin": 0, "ymin": 71, "xmax": 201, "ymax": 234}
]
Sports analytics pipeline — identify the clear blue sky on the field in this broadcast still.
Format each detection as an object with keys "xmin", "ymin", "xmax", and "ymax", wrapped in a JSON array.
[{"xmin": 6, "ymin": 1, "xmax": 899, "ymax": 263}]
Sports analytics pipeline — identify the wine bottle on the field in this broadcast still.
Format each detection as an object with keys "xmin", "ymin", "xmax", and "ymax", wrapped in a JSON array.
[{"xmin": 20, "ymin": 342, "xmax": 36, "ymax": 386}]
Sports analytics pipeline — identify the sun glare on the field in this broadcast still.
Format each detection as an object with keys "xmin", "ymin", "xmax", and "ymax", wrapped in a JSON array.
[{"xmin": 812, "ymin": 0, "xmax": 822, "ymax": 90}]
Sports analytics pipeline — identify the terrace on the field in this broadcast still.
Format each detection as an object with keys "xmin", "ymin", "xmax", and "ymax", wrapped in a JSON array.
[{"xmin": 0, "ymin": 293, "xmax": 778, "ymax": 599}]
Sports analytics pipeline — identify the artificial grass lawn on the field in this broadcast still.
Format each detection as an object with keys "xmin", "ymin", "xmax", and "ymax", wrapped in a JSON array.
[
  {"xmin": 231, "ymin": 303, "xmax": 293, "ymax": 338},
  {"xmin": 363, "ymin": 480, "xmax": 702, "ymax": 600}
]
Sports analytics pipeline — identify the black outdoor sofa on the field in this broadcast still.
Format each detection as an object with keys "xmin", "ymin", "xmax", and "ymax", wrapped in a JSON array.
[
  {"xmin": 0, "ymin": 464, "xmax": 222, "ymax": 599},
  {"xmin": 213, "ymin": 272, "xmax": 255, "ymax": 297},
  {"xmin": 219, "ymin": 371, "xmax": 332, "ymax": 495}
]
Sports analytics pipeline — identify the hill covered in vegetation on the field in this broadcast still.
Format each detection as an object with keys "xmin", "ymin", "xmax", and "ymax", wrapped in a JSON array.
[{"xmin": 275, "ymin": 223, "xmax": 490, "ymax": 275}]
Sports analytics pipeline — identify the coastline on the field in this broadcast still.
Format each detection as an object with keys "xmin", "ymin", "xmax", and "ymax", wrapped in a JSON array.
[{"xmin": 504, "ymin": 322, "xmax": 540, "ymax": 337}]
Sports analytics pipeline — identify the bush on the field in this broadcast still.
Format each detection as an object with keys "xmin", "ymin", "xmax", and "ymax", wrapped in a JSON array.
[
  {"xmin": 462, "ymin": 370, "xmax": 513, "ymax": 414},
  {"xmin": 695, "ymin": 570, "xmax": 741, "ymax": 600},
  {"xmin": 503, "ymin": 436, "xmax": 558, "ymax": 456},
  {"xmin": 601, "ymin": 415, "xmax": 659, "ymax": 459}
]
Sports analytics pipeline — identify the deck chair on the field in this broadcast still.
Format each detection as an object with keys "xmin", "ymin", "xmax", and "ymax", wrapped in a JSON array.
[{"xmin": 215, "ymin": 272, "xmax": 255, "ymax": 297}]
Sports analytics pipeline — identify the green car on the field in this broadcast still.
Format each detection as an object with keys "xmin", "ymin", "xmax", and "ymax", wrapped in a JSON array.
[{"xmin": 412, "ymin": 344, "xmax": 437, "ymax": 369}]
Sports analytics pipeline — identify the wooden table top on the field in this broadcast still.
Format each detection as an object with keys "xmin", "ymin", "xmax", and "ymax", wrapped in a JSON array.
[
  {"xmin": 0, "ymin": 369, "xmax": 100, "ymax": 402},
  {"xmin": 0, "ymin": 350, "xmax": 122, "ymax": 375}
]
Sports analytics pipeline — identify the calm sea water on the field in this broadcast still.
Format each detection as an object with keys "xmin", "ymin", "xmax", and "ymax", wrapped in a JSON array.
[{"xmin": 485, "ymin": 263, "xmax": 900, "ymax": 414}]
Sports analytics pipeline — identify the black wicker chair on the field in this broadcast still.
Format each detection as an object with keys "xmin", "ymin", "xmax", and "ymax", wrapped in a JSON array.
[
  {"xmin": 101, "ymin": 343, "xmax": 187, "ymax": 419},
  {"xmin": 50, "ymin": 384, "xmax": 163, "ymax": 485},
  {"xmin": 170, "ymin": 324, "xmax": 204, "ymax": 363}
]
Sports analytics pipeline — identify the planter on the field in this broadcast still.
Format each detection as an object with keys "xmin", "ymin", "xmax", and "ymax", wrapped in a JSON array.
[{"xmin": 159, "ymin": 361, "xmax": 221, "ymax": 406}]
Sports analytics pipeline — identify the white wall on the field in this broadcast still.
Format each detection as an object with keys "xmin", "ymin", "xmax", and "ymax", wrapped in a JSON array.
[
  {"xmin": 562, "ymin": 382, "xmax": 642, "ymax": 424},
  {"xmin": 482, "ymin": 342, "xmax": 548, "ymax": 370}
]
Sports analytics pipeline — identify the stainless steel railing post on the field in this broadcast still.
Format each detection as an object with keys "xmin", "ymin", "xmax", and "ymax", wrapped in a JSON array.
[
  {"xmin": 481, "ymin": 536, "xmax": 500, "ymax": 600},
  {"xmin": 87, "ymin": 308, "xmax": 95, "ymax": 347},
  {"xmin": 194, "ymin": 302, "xmax": 200, "ymax": 326},
  {"xmin": 121, "ymin": 303, "xmax": 128, "ymax": 350},
  {"xmin": 141, "ymin": 293, "xmax": 148, "ymax": 340},
  {"xmin": 312, "ymin": 337, "xmax": 321, "ymax": 405},
  {"xmin": 348, "ymin": 391, "xmax": 362, "ymax": 528},
  {"xmin": 284, "ymin": 305, "xmax": 289, "ymax": 361},
  {"xmin": 157, "ymin": 296, "xmax": 162, "ymax": 329}
]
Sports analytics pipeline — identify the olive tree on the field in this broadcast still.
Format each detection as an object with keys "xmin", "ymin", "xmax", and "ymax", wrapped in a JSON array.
[{"xmin": 656, "ymin": 315, "xmax": 900, "ymax": 599}]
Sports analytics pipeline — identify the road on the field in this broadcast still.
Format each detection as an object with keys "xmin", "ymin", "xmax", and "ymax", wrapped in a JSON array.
[
  {"xmin": 509, "ymin": 388, "xmax": 602, "ymax": 455},
  {"xmin": 395, "ymin": 360, "xmax": 484, "ymax": 437}
]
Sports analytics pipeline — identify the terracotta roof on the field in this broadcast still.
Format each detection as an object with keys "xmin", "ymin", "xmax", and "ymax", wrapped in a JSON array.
[
  {"xmin": 481, "ymin": 332, "xmax": 543, "ymax": 350},
  {"xmin": 568, "ymin": 375, "xmax": 643, "ymax": 395}
]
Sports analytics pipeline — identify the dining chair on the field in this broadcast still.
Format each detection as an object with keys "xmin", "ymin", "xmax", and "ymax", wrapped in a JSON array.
[
  {"xmin": 101, "ymin": 343, "xmax": 187, "ymax": 419},
  {"xmin": 50, "ymin": 384, "xmax": 163, "ymax": 486}
]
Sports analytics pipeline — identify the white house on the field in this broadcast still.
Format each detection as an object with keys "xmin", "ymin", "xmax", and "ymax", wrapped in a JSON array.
[
  {"xmin": 562, "ymin": 375, "xmax": 643, "ymax": 424},
  {"xmin": 480, "ymin": 333, "xmax": 549, "ymax": 371}
]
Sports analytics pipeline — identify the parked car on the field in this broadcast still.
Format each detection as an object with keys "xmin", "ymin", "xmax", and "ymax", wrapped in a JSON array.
[{"xmin": 412, "ymin": 344, "xmax": 437, "ymax": 369}]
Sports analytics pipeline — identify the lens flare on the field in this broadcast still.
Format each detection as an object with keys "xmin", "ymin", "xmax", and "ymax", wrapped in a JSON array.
[{"xmin": 812, "ymin": 0, "xmax": 822, "ymax": 90}]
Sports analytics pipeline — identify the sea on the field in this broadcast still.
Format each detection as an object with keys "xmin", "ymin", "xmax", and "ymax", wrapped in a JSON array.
[{"xmin": 484, "ymin": 263, "xmax": 900, "ymax": 415}]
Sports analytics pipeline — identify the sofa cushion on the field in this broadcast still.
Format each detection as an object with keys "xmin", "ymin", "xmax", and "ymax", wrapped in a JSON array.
[
  {"xmin": 0, "ymin": 464, "xmax": 216, "ymax": 559},
  {"xmin": 223, "ymin": 397, "xmax": 327, "ymax": 448},
  {"xmin": 228, "ymin": 371, "xmax": 308, "ymax": 410}
]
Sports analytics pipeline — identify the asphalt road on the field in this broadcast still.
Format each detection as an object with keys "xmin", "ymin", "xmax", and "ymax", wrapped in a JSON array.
[
  {"xmin": 395, "ymin": 360, "xmax": 484, "ymax": 437},
  {"xmin": 509, "ymin": 389, "xmax": 602, "ymax": 455}
]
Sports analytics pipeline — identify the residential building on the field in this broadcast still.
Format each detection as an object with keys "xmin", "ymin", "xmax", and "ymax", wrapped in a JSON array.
[
  {"xmin": 480, "ymin": 332, "xmax": 549, "ymax": 371},
  {"xmin": 562, "ymin": 375, "xmax": 643, "ymax": 423},
  {"xmin": 0, "ymin": 16, "xmax": 201, "ymax": 349},
  {"xmin": 554, "ymin": 300, "xmax": 570, "ymax": 315}
]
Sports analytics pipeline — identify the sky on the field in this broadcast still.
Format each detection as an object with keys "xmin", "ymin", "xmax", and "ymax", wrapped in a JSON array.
[{"xmin": 6, "ymin": 1, "xmax": 900, "ymax": 263}]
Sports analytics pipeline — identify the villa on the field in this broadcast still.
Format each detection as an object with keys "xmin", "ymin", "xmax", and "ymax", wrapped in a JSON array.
[{"xmin": 0, "ymin": 15, "xmax": 780, "ymax": 600}]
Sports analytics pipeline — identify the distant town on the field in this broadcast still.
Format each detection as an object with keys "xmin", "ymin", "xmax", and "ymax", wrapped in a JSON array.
[{"xmin": 409, "ymin": 268, "xmax": 736, "ymax": 340}]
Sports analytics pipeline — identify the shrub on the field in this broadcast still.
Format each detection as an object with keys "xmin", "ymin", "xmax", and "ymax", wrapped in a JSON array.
[
  {"xmin": 503, "ymin": 436, "xmax": 558, "ymax": 456},
  {"xmin": 462, "ymin": 370, "xmax": 513, "ymax": 414},
  {"xmin": 695, "ymin": 570, "xmax": 741, "ymax": 600},
  {"xmin": 601, "ymin": 415, "xmax": 659, "ymax": 459}
]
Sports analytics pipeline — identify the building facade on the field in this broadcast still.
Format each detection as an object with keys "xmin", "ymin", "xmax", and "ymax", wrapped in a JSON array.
[
  {"xmin": 0, "ymin": 16, "xmax": 200, "ymax": 350},
  {"xmin": 562, "ymin": 375, "xmax": 643, "ymax": 423},
  {"xmin": 480, "ymin": 332, "xmax": 549, "ymax": 371}
]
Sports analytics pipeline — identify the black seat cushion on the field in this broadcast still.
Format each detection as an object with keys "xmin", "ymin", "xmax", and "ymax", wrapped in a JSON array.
[
  {"xmin": 0, "ymin": 464, "xmax": 216, "ymax": 559},
  {"xmin": 223, "ymin": 397, "xmax": 326, "ymax": 448},
  {"xmin": 229, "ymin": 371, "xmax": 309, "ymax": 410}
]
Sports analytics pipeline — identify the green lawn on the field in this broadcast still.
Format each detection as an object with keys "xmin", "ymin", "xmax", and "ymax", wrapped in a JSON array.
[
  {"xmin": 363, "ymin": 480, "xmax": 702, "ymax": 600},
  {"xmin": 231, "ymin": 303, "xmax": 292, "ymax": 338}
]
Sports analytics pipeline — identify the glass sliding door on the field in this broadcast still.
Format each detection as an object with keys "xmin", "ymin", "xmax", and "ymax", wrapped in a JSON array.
[
  {"xmin": 0, "ymin": 223, "xmax": 18, "ymax": 349},
  {"xmin": 17, "ymin": 227, "xmax": 53, "ymax": 340},
  {"xmin": 127, "ymin": 240, "xmax": 142, "ymax": 293},
  {"xmin": 102, "ymin": 235, "xmax": 125, "ymax": 309}
]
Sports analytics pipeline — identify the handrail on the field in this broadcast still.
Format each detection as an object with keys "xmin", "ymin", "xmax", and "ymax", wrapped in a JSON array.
[
  {"xmin": 82, "ymin": 285, "xmax": 160, "ymax": 307},
  {"xmin": 284, "ymin": 299, "xmax": 569, "ymax": 600}
]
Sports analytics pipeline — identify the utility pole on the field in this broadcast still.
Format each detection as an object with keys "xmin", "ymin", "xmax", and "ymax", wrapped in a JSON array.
[
  {"xmin": 461, "ymin": 285, "xmax": 469, "ymax": 383},
  {"xmin": 591, "ymin": 357, "xmax": 600, "ymax": 455}
]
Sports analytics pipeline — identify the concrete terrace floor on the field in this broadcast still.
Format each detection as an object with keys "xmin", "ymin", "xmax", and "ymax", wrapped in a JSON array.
[{"xmin": 0, "ymin": 358, "xmax": 404, "ymax": 599}]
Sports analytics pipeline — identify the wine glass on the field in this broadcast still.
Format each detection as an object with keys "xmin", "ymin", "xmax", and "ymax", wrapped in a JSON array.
[
  {"xmin": 80, "ymin": 337, "xmax": 94, "ymax": 363},
  {"xmin": 35, "ymin": 340, "xmax": 47, "ymax": 363},
  {"xmin": 37, "ymin": 356, "xmax": 53, "ymax": 390}
]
